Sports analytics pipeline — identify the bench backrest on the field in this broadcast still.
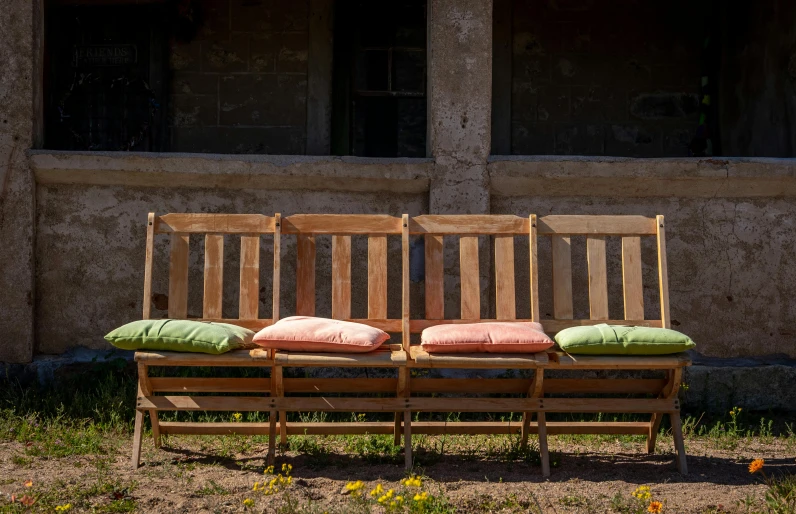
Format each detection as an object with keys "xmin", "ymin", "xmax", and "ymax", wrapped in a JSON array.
[
  {"xmin": 281, "ymin": 214, "xmax": 410, "ymax": 348},
  {"xmin": 408, "ymin": 215, "xmax": 537, "ymax": 341},
  {"xmin": 143, "ymin": 213, "xmax": 281, "ymax": 329},
  {"xmin": 536, "ymin": 215, "xmax": 669, "ymax": 334}
]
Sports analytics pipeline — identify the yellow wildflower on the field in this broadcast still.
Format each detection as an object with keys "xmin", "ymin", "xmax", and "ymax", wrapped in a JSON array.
[
  {"xmin": 264, "ymin": 465, "xmax": 274, "ymax": 475},
  {"xmin": 413, "ymin": 491, "xmax": 429, "ymax": 502},
  {"xmin": 749, "ymin": 459, "xmax": 764, "ymax": 474},
  {"xmin": 401, "ymin": 475, "xmax": 423, "ymax": 487},
  {"xmin": 281, "ymin": 463, "xmax": 293, "ymax": 475},
  {"xmin": 370, "ymin": 483, "xmax": 384, "ymax": 497},
  {"xmin": 648, "ymin": 500, "xmax": 663, "ymax": 513},
  {"xmin": 252, "ymin": 482, "xmax": 261, "ymax": 491},
  {"xmin": 345, "ymin": 480, "xmax": 364, "ymax": 496},
  {"xmin": 632, "ymin": 485, "xmax": 651, "ymax": 501},
  {"xmin": 55, "ymin": 505, "xmax": 73, "ymax": 513},
  {"xmin": 24, "ymin": 480, "xmax": 33, "ymax": 488},
  {"xmin": 243, "ymin": 498, "xmax": 255, "ymax": 508},
  {"xmin": 232, "ymin": 412, "xmax": 243, "ymax": 422}
]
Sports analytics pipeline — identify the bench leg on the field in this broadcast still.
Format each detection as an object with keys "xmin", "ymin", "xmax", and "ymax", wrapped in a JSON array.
[
  {"xmin": 670, "ymin": 411, "xmax": 688, "ymax": 475},
  {"xmin": 279, "ymin": 411, "xmax": 287, "ymax": 448},
  {"xmin": 268, "ymin": 409, "xmax": 277, "ymax": 466},
  {"xmin": 393, "ymin": 413, "xmax": 402, "ymax": 446},
  {"xmin": 647, "ymin": 413, "xmax": 663, "ymax": 454},
  {"xmin": 520, "ymin": 412, "xmax": 532, "ymax": 448},
  {"xmin": 403, "ymin": 410, "xmax": 412, "ymax": 470},
  {"xmin": 537, "ymin": 412, "xmax": 550, "ymax": 478},
  {"xmin": 131, "ymin": 410, "xmax": 144, "ymax": 470},
  {"xmin": 150, "ymin": 411, "xmax": 162, "ymax": 449}
]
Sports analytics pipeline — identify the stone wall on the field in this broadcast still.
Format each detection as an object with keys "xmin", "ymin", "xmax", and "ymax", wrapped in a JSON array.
[
  {"xmin": 169, "ymin": 0, "xmax": 309, "ymax": 154},
  {"xmin": 508, "ymin": 0, "xmax": 705, "ymax": 157}
]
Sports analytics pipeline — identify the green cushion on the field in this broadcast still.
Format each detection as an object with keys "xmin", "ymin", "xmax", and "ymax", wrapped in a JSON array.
[
  {"xmin": 105, "ymin": 319, "xmax": 255, "ymax": 355},
  {"xmin": 554, "ymin": 324, "xmax": 695, "ymax": 355}
]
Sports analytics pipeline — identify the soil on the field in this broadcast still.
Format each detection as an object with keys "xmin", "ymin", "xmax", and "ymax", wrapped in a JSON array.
[{"xmin": 1, "ymin": 433, "xmax": 794, "ymax": 513}]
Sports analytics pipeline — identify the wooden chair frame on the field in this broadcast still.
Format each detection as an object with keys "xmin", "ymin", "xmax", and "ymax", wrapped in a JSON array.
[
  {"xmin": 248, "ymin": 214, "xmax": 412, "ymax": 461},
  {"xmin": 133, "ymin": 213, "xmax": 280, "ymax": 468},
  {"xmin": 535, "ymin": 215, "xmax": 690, "ymax": 475},
  {"xmin": 403, "ymin": 215, "xmax": 551, "ymax": 473}
]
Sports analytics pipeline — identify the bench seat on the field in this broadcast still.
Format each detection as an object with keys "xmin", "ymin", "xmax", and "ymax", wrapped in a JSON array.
[
  {"xmin": 409, "ymin": 346, "xmax": 548, "ymax": 368},
  {"xmin": 265, "ymin": 344, "xmax": 406, "ymax": 367},
  {"xmin": 547, "ymin": 351, "xmax": 692, "ymax": 369},
  {"xmin": 135, "ymin": 349, "xmax": 273, "ymax": 366}
]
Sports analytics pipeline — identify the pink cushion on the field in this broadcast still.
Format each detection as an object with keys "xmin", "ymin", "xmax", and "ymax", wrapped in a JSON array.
[
  {"xmin": 420, "ymin": 322, "xmax": 554, "ymax": 354},
  {"xmin": 253, "ymin": 316, "xmax": 390, "ymax": 353}
]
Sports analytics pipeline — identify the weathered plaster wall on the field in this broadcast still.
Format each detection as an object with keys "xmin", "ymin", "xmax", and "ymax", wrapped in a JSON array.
[
  {"xmin": 0, "ymin": 0, "xmax": 35, "ymax": 363},
  {"xmin": 492, "ymin": 193, "xmax": 796, "ymax": 359},
  {"xmin": 35, "ymin": 184, "xmax": 426, "ymax": 354},
  {"xmin": 169, "ymin": 0, "xmax": 309, "ymax": 154},
  {"xmin": 508, "ymin": 0, "xmax": 704, "ymax": 157}
]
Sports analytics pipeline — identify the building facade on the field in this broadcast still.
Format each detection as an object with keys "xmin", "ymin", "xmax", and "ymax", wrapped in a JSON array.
[{"xmin": 2, "ymin": 0, "xmax": 796, "ymax": 409}]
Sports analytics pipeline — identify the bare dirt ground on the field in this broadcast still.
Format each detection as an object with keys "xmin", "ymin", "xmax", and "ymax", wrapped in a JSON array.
[{"xmin": 1, "ymin": 431, "xmax": 794, "ymax": 513}]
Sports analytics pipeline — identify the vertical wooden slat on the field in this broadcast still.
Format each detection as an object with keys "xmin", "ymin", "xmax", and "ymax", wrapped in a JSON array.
[
  {"xmin": 203, "ymin": 234, "xmax": 224, "ymax": 319},
  {"xmin": 368, "ymin": 235, "xmax": 388, "ymax": 319},
  {"xmin": 142, "ymin": 213, "xmax": 156, "ymax": 319},
  {"xmin": 332, "ymin": 235, "xmax": 351, "ymax": 319},
  {"xmin": 656, "ymin": 215, "xmax": 671, "ymax": 328},
  {"xmin": 272, "ymin": 213, "xmax": 281, "ymax": 322},
  {"xmin": 424, "ymin": 234, "xmax": 444, "ymax": 319},
  {"xmin": 168, "ymin": 233, "xmax": 189, "ymax": 318},
  {"xmin": 296, "ymin": 235, "xmax": 316, "ymax": 316},
  {"xmin": 402, "ymin": 215, "xmax": 410, "ymax": 352},
  {"xmin": 494, "ymin": 236, "xmax": 516, "ymax": 320},
  {"xmin": 586, "ymin": 236, "xmax": 609, "ymax": 320},
  {"xmin": 622, "ymin": 236, "xmax": 644, "ymax": 320},
  {"xmin": 551, "ymin": 235, "xmax": 573, "ymax": 320},
  {"xmin": 529, "ymin": 214, "xmax": 540, "ymax": 322},
  {"xmin": 460, "ymin": 236, "xmax": 480, "ymax": 319},
  {"xmin": 239, "ymin": 235, "xmax": 260, "ymax": 319}
]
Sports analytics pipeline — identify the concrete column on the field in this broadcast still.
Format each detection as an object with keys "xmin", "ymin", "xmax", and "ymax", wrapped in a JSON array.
[
  {"xmin": 428, "ymin": 0, "xmax": 493, "ymax": 214},
  {"xmin": 0, "ymin": 0, "xmax": 36, "ymax": 363}
]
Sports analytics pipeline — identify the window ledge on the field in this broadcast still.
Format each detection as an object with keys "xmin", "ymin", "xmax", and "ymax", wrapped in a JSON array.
[
  {"xmin": 30, "ymin": 151, "xmax": 433, "ymax": 194},
  {"xmin": 488, "ymin": 155, "xmax": 796, "ymax": 197}
]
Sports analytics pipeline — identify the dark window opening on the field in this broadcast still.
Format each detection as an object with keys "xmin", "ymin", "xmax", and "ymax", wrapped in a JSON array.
[{"xmin": 332, "ymin": 0, "xmax": 428, "ymax": 158}]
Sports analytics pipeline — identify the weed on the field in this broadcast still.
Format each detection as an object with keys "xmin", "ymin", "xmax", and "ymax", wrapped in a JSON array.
[{"xmin": 196, "ymin": 479, "xmax": 229, "ymax": 496}]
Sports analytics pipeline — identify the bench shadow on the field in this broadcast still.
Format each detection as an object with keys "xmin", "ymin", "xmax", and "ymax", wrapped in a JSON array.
[{"xmin": 147, "ymin": 445, "xmax": 796, "ymax": 487}]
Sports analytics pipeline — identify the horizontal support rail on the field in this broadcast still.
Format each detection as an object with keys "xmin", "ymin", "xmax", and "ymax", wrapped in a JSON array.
[
  {"xmin": 282, "ymin": 215, "xmax": 403, "ymax": 234},
  {"xmin": 150, "ymin": 377, "xmax": 271, "ymax": 393},
  {"xmin": 156, "ymin": 214, "xmax": 276, "ymax": 234}
]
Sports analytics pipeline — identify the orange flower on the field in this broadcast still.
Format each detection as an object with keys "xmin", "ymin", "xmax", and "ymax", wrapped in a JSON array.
[
  {"xmin": 749, "ymin": 459, "xmax": 764, "ymax": 474},
  {"xmin": 648, "ymin": 501, "xmax": 663, "ymax": 513},
  {"xmin": 24, "ymin": 480, "xmax": 33, "ymax": 488}
]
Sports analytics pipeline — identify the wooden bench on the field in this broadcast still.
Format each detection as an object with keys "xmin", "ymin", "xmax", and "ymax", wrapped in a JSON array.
[
  {"xmin": 254, "ymin": 214, "xmax": 411, "ymax": 453},
  {"xmin": 132, "ymin": 213, "xmax": 280, "ymax": 468},
  {"xmin": 534, "ymin": 215, "xmax": 690, "ymax": 475}
]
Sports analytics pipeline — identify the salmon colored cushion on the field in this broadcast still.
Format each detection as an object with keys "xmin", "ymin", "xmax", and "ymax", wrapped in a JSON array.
[
  {"xmin": 421, "ymin": 322, "xmax": 554, "ymax": 353},
  {"xmin": 253, "ymin": 316, "xmax": 390, "ymax": 353}
]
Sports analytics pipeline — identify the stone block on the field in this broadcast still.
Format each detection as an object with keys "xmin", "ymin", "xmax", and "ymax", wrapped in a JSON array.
[
  {"xmin": 169, "ymin": 94, "xmax": 218, "ymax": 127},
  {"xmin": 553, "ymin": 123, "xmax": 604, "ymax": 155},
  {"xmin": 218, "ymin": 74, "xmax": 307, "ymax": 126},
  {"xmin": 276, "ymin": 32, "xmax": 309, "ymax": 74},
  {"xmin": 172, "ymin": 72, "xmax": 219, "ymax": 96},
  {"xmin": 170, "ymin": 39, "xmax": 203, "ymax": 72},
  {"xmin": 231, "ymin": 0, "xmax": 309, "ymax": 32},
  {"xmin": 250, "ymin": 34, "xmax": 277, "ymax": 72},
  {"xmin": 202, "ymin": 34, "xmax": 249, "ymax": 72},
  {"xmin": 196, "ymin": 0, "xmax": 231, "ymax": 39},
  {"xmin": 605, "ymin": 124, "xmax": 662, "ymax": 157},
  {"xmin": 511, "ymin": 121, "xmax": 554, "ymax": 155}
]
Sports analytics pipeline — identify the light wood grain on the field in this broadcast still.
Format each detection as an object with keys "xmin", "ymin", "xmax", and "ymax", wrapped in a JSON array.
[
  {"xmin": 150, "ymin": 377, "xmax": 270, "ymax": 393},
  {"xmin": 332, "ymin": 235, "xmax": 351, "ymax": 319},
  {"xmin": 621, "ymin": 236, "xmax": 645, "ymax": 320},
  {"xmin": 296, "ymin": 234, "xmax": 316, "ymax": 316},
  {"xmin": 657, "ymin": 215, "xmax": 671, "ymax": 328},
  {"xmin": 529, "ymin": 214, "xmax": 540, "ymax": 322},
  {"xmin": 272, "ymin": 213, "xmax": 281, "ymax": 322},
  {"xmin": 495, "ymin": 236, "xmax": 516, "ymax": 320},
  {"xmin": 135, "ymin": 349, "xmax": 274, "ymax": 366},
  {"xmin": 239, "ymin": 235, "xmax": 260, "ymax": 319},
  {"xmin": 551, "ymin": 235, "xmax": 573, "ymax": 319},
  {"xmin": 586, "ymin": 236, "xmax": 609, "ymax": 320},
  {"xmin": 142, "ymin": 213, "xmax": 156, "ymax": 319},
  {"xmin": 283, "ymin": 214, "xmax": 402, "ymax": 234},
  {"xmin": 410, "ymin": 215, "xmax": 529, "ymax": 235},
  {"xmin": 168, "ymin": 233, "xmax": 189, "ymax": 318},
  {"xmin": 368, "ymin": 235, "xmax": 388, "ymax": 319},
  {"xmin": 424, "ymin": 234, "xmax": 444, "ymax": 320},
  {"xmin": 460, "ymin": 236, "xmax": 480, "ymax": 319},
  {"xmin": 157, "ymin": 213, "xmax": 275, "ymax": 234},
  {"xmin": 550, "ymin": 352, "xmax": 692, "ymax": 370},
  {"xmin": 402, "ymin": 214, "xmax": 410, "ymax": 352},
  {"xmin": 203, "ymin": 234, "xmax": 224, "ymax": 319},
  {"xmin": 538, "ymin": 215, "xmax": 657, "ymax": 236},
  {"xmin": 409, "ymin": 346, "xmax": 547, "ymax": 369}
]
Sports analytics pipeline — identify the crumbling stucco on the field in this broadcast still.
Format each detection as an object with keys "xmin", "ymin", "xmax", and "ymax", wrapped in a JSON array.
[{"xmin": 0, "ymin": 0, "xmax": 35, "ymax": 363}]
